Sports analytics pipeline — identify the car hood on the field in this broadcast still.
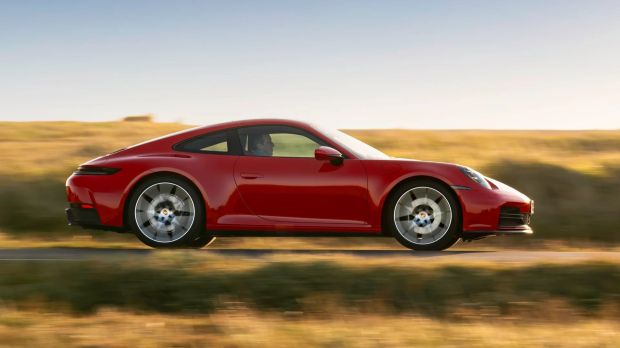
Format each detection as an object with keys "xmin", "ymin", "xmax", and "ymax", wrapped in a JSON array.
[
  {"xmin": 359, "ymin": 157, "xmax": 472, "ymax": 187},
  {"xmin": 379, "ymin": 158, "xmax": 526, "ymax": 198},
  {"xmin": 388, "ymin": 157, "xmax": 466, "ymax": 172}
]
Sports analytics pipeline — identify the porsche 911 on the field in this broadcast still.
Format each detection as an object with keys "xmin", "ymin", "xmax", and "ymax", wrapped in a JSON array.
[{"xmin": 66, "ymin": 119, "xmax": 533, "ymax": 250}]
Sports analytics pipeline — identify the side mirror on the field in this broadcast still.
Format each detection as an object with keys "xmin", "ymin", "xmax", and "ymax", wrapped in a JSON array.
[{"xmin": 315, "ymin": 146, "xmax": 344, "ymax": 165}]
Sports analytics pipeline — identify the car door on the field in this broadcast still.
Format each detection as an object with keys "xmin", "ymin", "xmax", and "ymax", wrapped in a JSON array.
[{"xmin": 233, "ymin": 125, "xmax": 369, "ymax": 226}]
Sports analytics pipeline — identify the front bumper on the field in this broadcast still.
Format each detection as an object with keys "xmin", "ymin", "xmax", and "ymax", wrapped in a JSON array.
[
  {"xmin": 462, "ymin": 226, "xmax": 533, "ymax": 241},
  {"xmin": 456, "ymin": 178, "xmax": 534, "ymax": 235}
]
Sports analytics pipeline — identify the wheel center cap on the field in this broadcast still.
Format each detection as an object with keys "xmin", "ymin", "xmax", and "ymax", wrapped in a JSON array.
[
  {"xmin": 161, "ymin": 209, "xmax": 170, "ymax": 216},
  {"xmin": 413, "ymin": 210, "xmax": 434, "ymax": 228}
]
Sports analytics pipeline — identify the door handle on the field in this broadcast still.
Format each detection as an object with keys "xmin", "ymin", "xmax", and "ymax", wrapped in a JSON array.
[{"xmin": 240, "ymin": 173, "xmax": 264, "ymax": 179}]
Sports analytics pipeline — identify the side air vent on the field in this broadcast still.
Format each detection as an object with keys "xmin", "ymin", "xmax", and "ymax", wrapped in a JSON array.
[{"xmin": 499, "ymin": 206, "xmax": 531, "ymax": 227}]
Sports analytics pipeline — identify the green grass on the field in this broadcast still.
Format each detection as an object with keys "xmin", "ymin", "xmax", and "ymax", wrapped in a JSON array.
[{"xmin": 1, "ymin": 260, "xmax": 619, "ymax": 317}]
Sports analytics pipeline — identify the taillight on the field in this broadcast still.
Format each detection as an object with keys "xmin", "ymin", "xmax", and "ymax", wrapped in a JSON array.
[{"xmin": 74, "ymin": 165, "xmax": 121, "ymax": 175}]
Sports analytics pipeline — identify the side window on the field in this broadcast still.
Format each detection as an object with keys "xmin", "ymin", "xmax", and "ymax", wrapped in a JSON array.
[
  {"xmin": 175, "ymin": 131, "xmax": 230, "ymax": 154},
  {"xmin": 238, "ymin": 126, "xmax": 323, "ymax": 158},
  {"xmin": 201, "ymin": 140, "xmax": 228, "ymax": 152}
]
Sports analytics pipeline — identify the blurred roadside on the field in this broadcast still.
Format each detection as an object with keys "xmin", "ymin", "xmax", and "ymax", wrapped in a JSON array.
[{"xmin": 1, "ymin": 252, "xmax": 619, "ymax": 346}]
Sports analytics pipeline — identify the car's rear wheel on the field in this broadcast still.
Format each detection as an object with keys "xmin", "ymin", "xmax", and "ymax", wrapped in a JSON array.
[
  {"xmin": 128, "ymin": 176, "xmax": 207, "ymax": 248},
  {"xmin": 385, "ymin": 179, "xmax": 461, "ymax": 251}
]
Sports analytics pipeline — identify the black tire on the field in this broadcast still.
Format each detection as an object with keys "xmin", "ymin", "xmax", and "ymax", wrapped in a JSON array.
[
  {"xmin": 384, "ymin": 178, "xmax": 461, "ymax": 251},
  {"xmin": 128, "ymin": 175, "xmax": 206, "ymax": 248}
]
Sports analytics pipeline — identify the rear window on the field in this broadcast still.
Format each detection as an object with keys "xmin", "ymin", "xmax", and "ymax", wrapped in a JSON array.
[{"xmin": 174, "ymin": 130, "xmax": 232, "ymax": 154}]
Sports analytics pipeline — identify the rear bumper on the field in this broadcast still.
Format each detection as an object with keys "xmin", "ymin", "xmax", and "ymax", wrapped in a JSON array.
[
  {"xmin": 66, "ymin": 172, "xmax": 127, "ymax": 228},
  {"xmin": 66, "ymin": 204, "xmax": 126, "ymax": 232},
  {"xmin": 66, "ymin": 204, "xmax": 101, "ymax": 226}
]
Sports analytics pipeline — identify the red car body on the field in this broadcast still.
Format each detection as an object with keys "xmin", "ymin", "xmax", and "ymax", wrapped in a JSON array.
[{"xmin": 66, "ymin": 119, "xmax": 533, "ymax": 246}]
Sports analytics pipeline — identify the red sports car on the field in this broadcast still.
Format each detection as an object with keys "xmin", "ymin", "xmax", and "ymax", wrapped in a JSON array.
[{"xmin": 66, "ymin": 119, "xmax": 533, "ymax": 250}]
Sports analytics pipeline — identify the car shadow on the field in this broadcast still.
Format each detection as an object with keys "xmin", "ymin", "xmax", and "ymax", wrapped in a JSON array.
[{"xmin": 204, "ymin": 249, "xmax": 494, "ymax": 257}]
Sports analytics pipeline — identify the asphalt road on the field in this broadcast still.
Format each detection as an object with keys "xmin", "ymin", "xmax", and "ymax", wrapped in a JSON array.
[{"xmin": 0, "ymin": 248, "xmax": 618, "ymax": 262}]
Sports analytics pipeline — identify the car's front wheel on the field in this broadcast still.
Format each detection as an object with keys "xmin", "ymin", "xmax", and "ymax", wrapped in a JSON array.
[
  {"xmin": 385, "ymin": 179, "xmax": 461, "ymax": 251},
  {"xmin": 128, "ymin": 176, "xmax": 207, "ymax": 248}
]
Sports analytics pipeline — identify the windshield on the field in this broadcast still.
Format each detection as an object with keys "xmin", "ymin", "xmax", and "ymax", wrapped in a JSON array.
[{"xmin": 313, "ymin": 125, "xmax": 390, "ymax": 160}]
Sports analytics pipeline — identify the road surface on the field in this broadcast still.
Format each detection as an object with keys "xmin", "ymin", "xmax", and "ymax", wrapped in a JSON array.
[{"xmin": 0, "ymin": 248, "xmax": 618, "ymax": 262}]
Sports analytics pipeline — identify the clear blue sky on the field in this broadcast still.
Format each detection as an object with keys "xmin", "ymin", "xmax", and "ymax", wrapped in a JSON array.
[{"xmin": 1, "ymin": 0, "xmax": 619, "ymax": 129}]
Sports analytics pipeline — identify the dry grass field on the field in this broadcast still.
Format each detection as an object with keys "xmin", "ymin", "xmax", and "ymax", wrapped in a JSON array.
[
  {"xmin": 0, "ymin": 120, "xmax": 618, "ymax": 243},
  {"xmin": 0, "ymin": 254, "xmax": 619, "ymax": 347},
  {"xmin": 1, "ymin": 309, "xmax": 618, "ymax": 347},
  {"xmin": 0, "ymin": 121, "xmax": 189, "ymax": 177},
  {"xmin": 350, "ymin": 129, "xmax": 620, "ymax": 176}
]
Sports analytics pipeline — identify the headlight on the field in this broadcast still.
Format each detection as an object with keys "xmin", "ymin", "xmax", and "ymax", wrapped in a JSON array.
[{"xmin": 459, "ymin": 167, "xmax": 491, "ymax": 189}]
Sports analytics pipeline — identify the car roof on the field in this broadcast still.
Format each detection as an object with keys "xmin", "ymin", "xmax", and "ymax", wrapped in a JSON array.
[
  {"xmin": 123, "ymin": 118, "xmax": 319, "ymax": 151},
  {"xmin": 111, "ymin": 117, "xmax": 360, "ymax": 160},
  {"xmin": 193, "ymin": 118, "xmax": 314, "ymax": 132}
]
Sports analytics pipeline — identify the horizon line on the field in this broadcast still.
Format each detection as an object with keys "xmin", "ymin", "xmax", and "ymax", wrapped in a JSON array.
[{"xmin": 0, "ymin": 119, "xmax": 618, "ymax": 132}]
